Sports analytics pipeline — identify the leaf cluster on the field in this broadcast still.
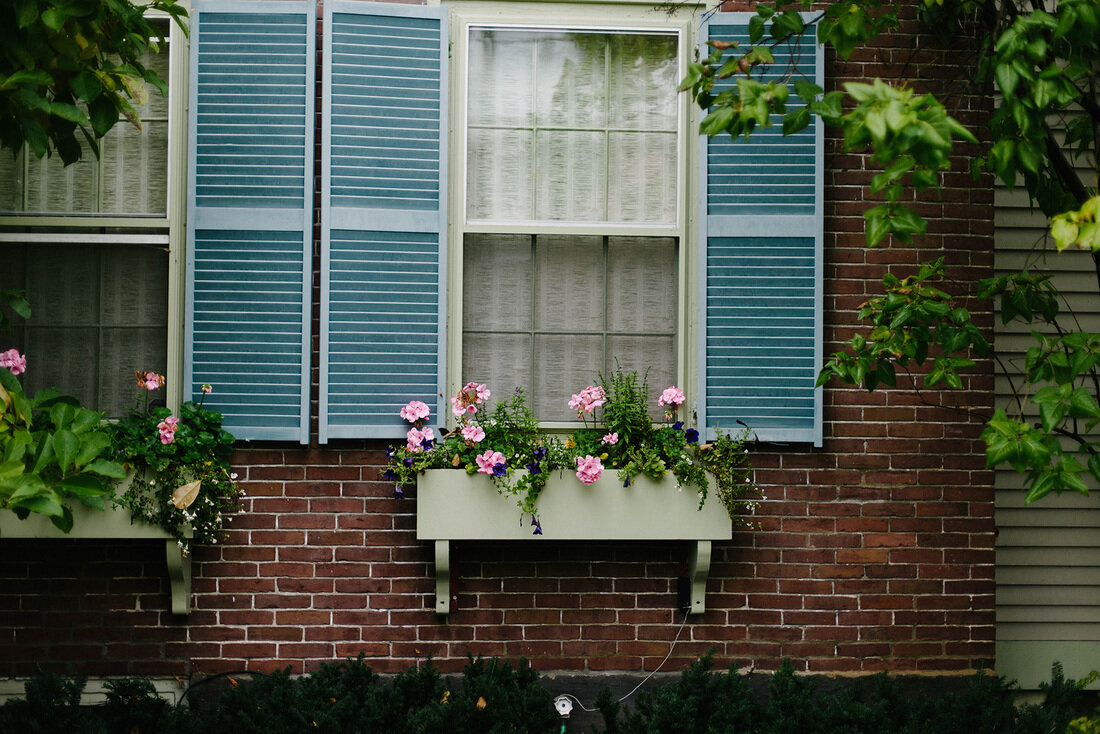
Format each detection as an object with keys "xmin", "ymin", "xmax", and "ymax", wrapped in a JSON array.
[
  {"xmin": 818, "ymin": 258, "xmax": 989, "ymax": 392},
  {"xmin": 0, "ymin": 0, "xmax": 188, "ymax": 163},
  {"xmin": 0, "ymin": 369, "xmax": 124, "ymax": 532},
  {"xmin": 108, "ymin": 398, "xmax": 242, "ymax": 550}
]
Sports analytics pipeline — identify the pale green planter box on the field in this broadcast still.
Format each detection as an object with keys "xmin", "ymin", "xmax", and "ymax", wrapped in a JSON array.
[
  {"xmin": 0, "ymin": 501, "xmax": 193, "ymax": 615},
  {"xmin": 416, "ymin": 469, "xmax": 732, "ymax": 615}
]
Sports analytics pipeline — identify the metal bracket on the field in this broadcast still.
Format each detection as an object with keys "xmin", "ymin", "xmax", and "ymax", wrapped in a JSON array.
[
  {"xmin": 164, "ymin": 540, "xmax": 192, "ymax": 616},
  {"xmin": 434, "ymin": 539, "xmax": 451, "ymax": 615},
  {"xmin": 687, "ymin": 540, "xmax": 712, "ymax": 615}
]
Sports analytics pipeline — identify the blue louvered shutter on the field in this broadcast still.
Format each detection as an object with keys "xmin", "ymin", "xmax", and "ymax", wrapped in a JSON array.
[
  {"xmin": 185, "ymin": 0, "xmax": 314, "ymax": 443},
  {"xmin": 320, "ymin": 2, "xmax": 447, "ymax": 441},
  {"xmin": 697, "ymin": 15, "xmax": 823, "ymax": 446}
]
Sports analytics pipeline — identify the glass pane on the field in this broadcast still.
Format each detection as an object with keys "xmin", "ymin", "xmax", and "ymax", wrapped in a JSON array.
[
  {"xmin": 463, "ymin": 234, "xmax": 532, "ymax": 331},
  {"xmin": 468, "ymin": 30, "xmax": 536, "ymax": 128},
  {"xmin": 534, "ymin": 235, "xmax": 603, "ymax": 331},
  {"xmin": 101, "ymin": 121, "xmax": 169, "ymax": 214},
  {"xmin": 608, "ymin": 34, "xmax": 679, "ymax": 130},
  {"xmin": 461, "ymin": 333, "xmax": 531, "ymax": 404},
  {"xmin": 24, "ymin": 139, "xmax": 98, "ymax": 213},
  {"xmin": 606, "ymin": 132, "xmax": 677, "ymax": 223},
  {"xmin": 467, "ymin": 28, "xmax": 677, "ymax": 225},
  {"xmin": 0, "ymin": 148, "xmax": 24, "ymax": 211},
  {"xmin": 466, "ymin": 128, "xmax": 534, "ymax": 221},
  {"xmin": 5, "ymin": 243, "xmax": 168, "ymax": 417},
  {"xmin": 606, "ymin": 237, "xmax": 677, "ymax": 332},
  {"xmin": 534, "ymin": 334, "xmax": 603, "ymax": 420},
  {"xmin": 537, "ymin": 34, "xmax": 607, "ymax": 128},
  {"xmin": 534, "ymin": 131, "xmax": 607, "ymax": 222}
]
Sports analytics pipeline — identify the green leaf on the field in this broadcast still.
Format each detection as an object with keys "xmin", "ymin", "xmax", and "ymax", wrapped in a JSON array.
[
  {"xmin": 1039, "ymin": 400, "xmax": 1065, "ymax": 433},
  {"xmin": 53, "ymin": 429, "xmax": 78, "ymax": 475},
  {"xmin": 88, "ymin": 96, "xmax": 118, "ymax": 137},
  {"xmin": 1, "ymin": 70, "xmax": 54, "ymax": 90},
  {"xmin": 49, "ymin": 506, "xmax": 74, "ymax": 533},
  {"xmin": 69, "ymin": 71, "xmax": 104, "ymax": 103},
  {"xmin": 14, "ymin": 0, "xmax": 38, "ymax": 28},
  {"xmin": 40, "ymin": 7, "xmax": 66, "ymax": 30},
  {"xmin": 699, "ymin": 105, "xmax": 736, "ymax": 137},
  {"xmin": 995, "ymin": 63, "xmax": 1019, "ymax": 99},
  {"xmin": 85, "ymin": 459, "xmax": 127, "ymax": 479},
  {"xmin": 782, "ymin": 106, "xmax": 812, "ymax": 136},
  {"xmin": 1024, "ymin": 472, "xmax": 1057, "ymax": 504}
]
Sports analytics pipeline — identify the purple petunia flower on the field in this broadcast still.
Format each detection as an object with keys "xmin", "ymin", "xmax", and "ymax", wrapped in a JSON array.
[
  {"xmin": 382, "ymin": 468, "xmax": 396, "ymax": 481},
  {"xmin": 403, "ymin": 457, "xmax": 413, "ymax": 467},
  {"xmin": 672, "ymin": 421, "xmax": 684, "ymax": 431},
  {"xmin": 531, "ymin": 517, "xmax": 543, "ymax": 535},
  {"xmin": 384, "ymin": 447, "xmax": 394, "ymax": 459},
  {"xmin": 623, "ymin": 476, "xmax": 631, "ymax": 487},
  {"xmin": 422, "ymin": 438, "xmax": 435, "ymax": 450},
  {"xmin": 525, "ymin": 461, "xmax": 542, "ymax": 475},
  {"xmin": 393, "ymin": 485, "xmax": 405, "ymax": 499},
  {"xmin": 685, "ymin": 428, "xmax": 699, "ymax": 444},
  {"xmin": 492, "ymin": 462, "xmax": 506, "ymax": 477}
]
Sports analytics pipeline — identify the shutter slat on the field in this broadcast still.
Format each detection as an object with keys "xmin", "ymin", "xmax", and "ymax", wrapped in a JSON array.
[
  {"xmin": 698, "ymin": 16, "xmax": 823, "ymax": 446},
  {"xmin": 185, "ymin": 1, "xmax": 314, "ymax": 443},
  {"xmin": 320, "ymin": 2, "xmax": 448, "ymax": 442}
]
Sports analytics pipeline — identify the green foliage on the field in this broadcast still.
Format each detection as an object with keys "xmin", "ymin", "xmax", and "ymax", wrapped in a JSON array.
[
  {"xmin": 206, "ymin": 655, "xmax": 557, "ymax": 734},
  {"xmin": 818, "ymin": 259, "xmax": 990, "ymax": 392},
  {"xmin": 0, "ymin": 0, "xmax": 187, "ymax": 164},
  {"xmin": 0, "ymin": 369, "xmax": 124, "ymax": 532},
  {"xmin": 597, "ymin": 658, "xmax": 1088, "ymax": 734},
  {"xmin": 108, "ymin": 394, "xmax": 243, "ymax": 551}
]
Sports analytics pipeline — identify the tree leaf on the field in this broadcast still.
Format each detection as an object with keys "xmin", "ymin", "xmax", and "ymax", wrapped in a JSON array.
[{"xmin": 172, "ymin": 480, "xmax": 202, "ymax": 509}]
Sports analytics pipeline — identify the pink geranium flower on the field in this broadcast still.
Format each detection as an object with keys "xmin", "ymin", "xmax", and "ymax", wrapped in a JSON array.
[
  {"xmin": 452, "ymin": 382, "xmax": 491, "ymax": 417},
  {"xmin": 157, "ymin": 416, "xmax": 179, "ymax": 445},
  {"xmin": 136, "ymin": 370, "xmax": 165, "ymax": 391},
  {"xmin": 658, "ymin": 386, "xmax": 685, "ymax": 408},
  {"xmin": 461, "ymin": 424, "xmax": 485, "ymax": 443},
  {"xmin": 475, "ymin": 450, "xmax": 506, "ymax": 477},
  {"xmin": 568, "ymin": 385, "xmax": 606, "ymax": 416},
  {"xmin": 601, "ymin": 432, "xmax": 619, "ymax": 446},
  {"xmin": 0, "ymin": 348, "xmax": 26, "ymax": 376},
  {"xmin": 406, "ymin": 427, "xmax": 425, "ymax": 453},
  {"xmin": 575, "ymin": 455, "xmax": 604, "ymax": 485},
  {"xmin": 400, "ymin": 400, "xmax": 431, "ymax": 424}
]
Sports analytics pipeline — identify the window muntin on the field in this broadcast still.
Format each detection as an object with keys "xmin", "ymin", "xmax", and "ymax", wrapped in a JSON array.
[{"xmin": 458, "ymin": 23, "xmax": 683, "ymax": 419}]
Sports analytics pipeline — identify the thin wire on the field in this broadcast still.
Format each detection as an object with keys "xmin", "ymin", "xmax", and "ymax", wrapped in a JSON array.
[{"xmin": 556, "ymin": 611, "xmax": 690, "ymax": 713}]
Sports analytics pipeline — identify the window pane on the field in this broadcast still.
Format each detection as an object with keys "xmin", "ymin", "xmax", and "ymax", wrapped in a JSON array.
[
  {"xmin": 0, "ymin": 149, "xmax": 23, "ymax": 211},
  {"xmin": 466, "ymin": 28, "xmax": 678, "ymax": 225},
  {"xmin": 0, "ymin": 243, "xmax": 168, "ymax": 417},
  {"xmin": 463, "ymin": 234, "xmax": 533, "ymax": 332},
  {"xmin": 24, "ymin": 140, "xmax": 98, "ymax": 213},
  {"xmin": 462, "ymin": 234, "xmax": 677, "ymax": 421}
]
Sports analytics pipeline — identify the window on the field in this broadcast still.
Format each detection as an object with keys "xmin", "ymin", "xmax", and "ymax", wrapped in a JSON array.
[
  {"xmin": 453, "ymin": 13, "xmax": 690, "ymax": 422},
  {"xmin": 0, "ymin": 18, "xmax": 184, "ymax": 417}
]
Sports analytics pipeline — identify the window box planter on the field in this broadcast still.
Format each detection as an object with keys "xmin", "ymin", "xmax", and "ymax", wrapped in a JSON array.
[
  {"xmin": 416, "ymin": 469, "xmax": 732, "ymax": 615},
  {"xmin": 0, "ymin": 499, "xmax": 193, "ymax": 616}
]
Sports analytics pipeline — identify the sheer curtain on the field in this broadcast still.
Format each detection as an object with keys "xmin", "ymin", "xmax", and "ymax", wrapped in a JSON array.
[{"xmin": 463, "ymin": 29, "xmax": 679, "ymax": 418}]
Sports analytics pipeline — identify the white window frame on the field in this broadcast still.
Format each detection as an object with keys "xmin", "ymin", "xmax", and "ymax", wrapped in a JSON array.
[
  {"xmin": 445, "ymin": 0, "xmax": 700, "ymax": 429},
  {"xmin": 0, "ymin": 16, "xmax": 188, "ymax": 411}
]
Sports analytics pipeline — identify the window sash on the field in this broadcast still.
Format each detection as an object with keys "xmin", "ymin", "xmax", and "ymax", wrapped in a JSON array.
[{"xmin": 449, "ymin": 8, "xmax": 693, "ymax": 423}]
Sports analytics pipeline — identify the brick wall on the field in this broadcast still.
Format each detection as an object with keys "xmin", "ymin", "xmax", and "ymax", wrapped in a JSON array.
[{"xmin": 0, "ymin": 2, "xmax": 995, "ymax": 680}]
